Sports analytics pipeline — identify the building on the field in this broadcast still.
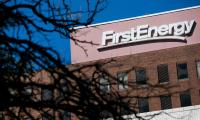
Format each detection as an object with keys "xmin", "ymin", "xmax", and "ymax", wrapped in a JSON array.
[{"xmin": 70, "ymin": 5, "xmax": 200, "ymax": 119}]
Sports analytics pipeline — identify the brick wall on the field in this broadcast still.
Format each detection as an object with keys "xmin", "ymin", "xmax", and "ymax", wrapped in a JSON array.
[{"xmin": 70, "ymin": 43, "xmax": 200, "ymax": 113}]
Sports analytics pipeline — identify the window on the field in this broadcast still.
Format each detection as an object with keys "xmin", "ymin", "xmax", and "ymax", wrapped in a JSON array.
[
  {"xmin": 136, "ymin": 69, "xmax": 147, "ymax": 85},
  {"xmin": 59, "ymin": 110, "xmax": 71, "ymax": 120},
  {"xmin": 0, "ymin": 112, "xmax": 3, "ymax": 119},
  {"xmin": 42, "ymin": 89, "xmax": 53, "ymax": 101},
  {"xmin": 119, "ymin": 102, "xmax": 133, "ymax": 115},
  {"xmin": 99, "ymin": 110, "xmax": 113, "ymax": 119},
  {"xmin": 157, "ymin": 64, "xmax": 169, "ymax": 83},
  {"xmin": 82, "ymin": 80, "xmax": 91, "ymax": 90},
  {"xmin": 160, "ymin": 95, "xmax": 172, "ymax": 110},
  {"xmin": 117, "ymin": 72, "xmax": 128, "ymax": 90},
  {"xmin": 60, "ymin": 80, "xmax": 69, "ymax": 97},
  {"xmin": 177, "ymin": 63, "xmax": 188, "ymax": 80},
  {"xmin": 138, "ymin": 98, "xmax": 149, "ymax": 113},
  {"xmin": 42, "ymin": 113, "xmax": 54, "ymax": 120},
  {"xmin": 180, "ymin": 91, "xmax": 192, "ymax": 107},
  {"xmin": 82, "ymin": 116, "xmax": 90, "ymax": 120},
  {"xmin": 99, "ymin": 75, "xmax": 110, "ymax": 93},
  {"xmin": 22, "ymin": 86, "xmax": 32, "ymax": 96},
  {"xmin": 24, "ymin": 118, "xmax": 32, "ymax": 120},
  {"xmin": 196, "ymin": 61, "xmax": 200, "ymax": 78}
]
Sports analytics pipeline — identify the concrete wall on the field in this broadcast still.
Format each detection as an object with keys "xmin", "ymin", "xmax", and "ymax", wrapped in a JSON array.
[{"xmin": 122, "ymin": 105, "xmax": 200, "ymax": 120}]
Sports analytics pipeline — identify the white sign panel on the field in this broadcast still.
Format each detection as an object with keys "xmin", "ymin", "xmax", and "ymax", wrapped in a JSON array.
[{"xmin": 99, "ymin": 20, "xmax": 195, "ymax": 50}]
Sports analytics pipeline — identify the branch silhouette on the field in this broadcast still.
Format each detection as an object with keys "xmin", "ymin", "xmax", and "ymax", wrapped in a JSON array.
[{"xmin": 0, "ymin": 0, "xmax": 184, "ymax": 120}]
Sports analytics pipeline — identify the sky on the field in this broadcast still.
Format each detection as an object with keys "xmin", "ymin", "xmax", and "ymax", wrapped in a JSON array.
[
  {"xmin": 65, "ymin": 0, "xmax": 200, "ymax": 64},
  {"xmin": 94, "ymin": 0, "xmax": 200, "ymax": 23}
]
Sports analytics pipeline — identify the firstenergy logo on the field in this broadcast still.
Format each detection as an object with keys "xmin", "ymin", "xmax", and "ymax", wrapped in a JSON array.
[{"xmin": 98, "ymin": 20, "xmax": 195, "ymax": 50}]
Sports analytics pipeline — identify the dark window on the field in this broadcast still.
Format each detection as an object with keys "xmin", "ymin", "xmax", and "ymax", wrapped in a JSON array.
[
  {"xmin": 60, "ymin": 80, "xmax": 69, "ymax": 97},
  {"xmin": 42, "ymin": 116, "xmax": 48, "ymax": 120},
  {"xmin": 180, "ymin": 91, "xmax": 192, "ymax": 107},
  {"xmin": 138, "ymin": 98, "xmax": 149, "ymax": 113},
  {"xmin": 99, "ymin": 75, "xmax": 110, "ymax": 93},
  {"xmin": 160, "ymin": 95, "xmax": 172, "ymax": 110},
  {"xmin": 99, "ymin": 110, "xmax": 113, "ymax": 119},
  {"xmin": 22, "ymin": 86, "xmax": 32, "ymax": 96},
  {"xmin": 196, "ymin": 61, "xmax": 200, "ymax": 78},
  {"xmin": 157, "ymin": 64, "xmax": 169, "ymax": 83},
  {"xmin": 42, "ymin": 113, "xmax": 54, "ymax": 120},
  {"xmin": 82, "ymin": 116, "xmax": 90, "ymax": 120},
  {"xmin": 59, "ymin": 111, "xmax": 71, "ymax": 120},
  {"xmin": 136, "ymin": 69, "xmax": 147, "ymax": 85},
  {"xmin": 0, "ymin": 112, "xmax": 3, "ymax": 119},
  {"xmin": 23, "ymin": 117, "xmax": 32, "ymax": 120},
  {"xmin": 82, "ymin": 80, "xmax": 91, "ymax": 90},
  {"xmin": 42, "ymin": 89, "xmax": 53, "ymax": 101},
  {"xmin": 117, "ymin": 72, "xmax": 128, "ymax": 90},
  {"xmin": 177, "ymin": 63, "xmax": 188, "ymax": 80},
  {"xmin": 119, "ymin": 102, "xmax": 133, "ymax": 115}
]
